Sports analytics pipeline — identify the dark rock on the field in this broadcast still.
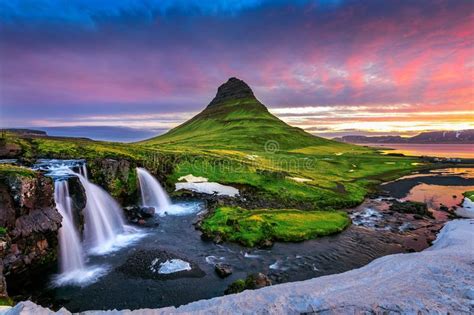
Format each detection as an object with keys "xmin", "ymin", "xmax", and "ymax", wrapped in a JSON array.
[
  {"xmin": 116, "ymin": 249, "xmax": 204, "ymax": 281},
  {"xmin": 0, "ymin": 260, "xmax": 7, "ymax": 299},
  {"xmin": 123, "ymin": 206, "xmax": 156, "ymax": 226},
  {"xmin": 225, "ymin": 272, "xmax": 272, "ymax": 294},
  {"xmin": 389, "ymin": 200, "xmax": 433, "ymax": 218},
  {"xmin": 213, "ymin": 234, "xmax": 224, "ymax": 244},
  {"xmin": 215, "ymin": 263, "xmax": 233, "ymax": 278},
  {"xmin": 208, "ymin": 77, "xmax": 256, "ymax": 107},
  {"xmin": 88, "ymin": 158, "xmax": 134, "ymax": 205},
  {"xmin": 439, "ymin": 204, "xmax": 449, "ymax": 212},
  {"xmin": 0, "ymin": 171, "xmax": 61, "ymax": 280},
  {"xmin": 259, "ymin": 239, "xmax": 274, "ymax": 249},
  {"xmin": 247, "ymin": 272, "xmax": 272, "ymax": 289}
]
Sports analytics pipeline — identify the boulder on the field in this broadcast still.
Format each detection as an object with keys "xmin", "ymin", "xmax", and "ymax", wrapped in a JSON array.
[
  {"xmin": 246, "ymin": 273, "xmax": 272, "ymax": 289},
  {"xmin": 215, "ymin": 263, "xmax": 233, "ymax": 278},
  {"xmin": 224, "ymin": 273, "xmax": 272, "ymax": 295}
]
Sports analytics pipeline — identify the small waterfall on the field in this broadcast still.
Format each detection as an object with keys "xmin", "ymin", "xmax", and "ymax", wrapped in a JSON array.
[
  {"xmin": 79, "ymin": 163, "xmax": 88, "ymax": 179},
  {"xmin": 54, "ymin": 180, "xmax": 86, "ymax": 273},
  {"xmin": 137, "ymin": 167, "xmax": 171, "ymax": 214},
  {"xmin": 76, "ymin": 173, "xmax": 125, "ymax": 252}
]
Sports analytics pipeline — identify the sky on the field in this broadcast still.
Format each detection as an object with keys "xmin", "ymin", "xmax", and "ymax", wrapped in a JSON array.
[{"xmin": 0, "ymin": 0, "xmax": 473, "ymax": 141}]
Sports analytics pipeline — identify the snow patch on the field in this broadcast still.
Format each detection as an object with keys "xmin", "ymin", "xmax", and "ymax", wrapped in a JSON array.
[
  {"xmin": 175, "ymin": 182, "xmax": 239, "ymax": 197},
  {"xmin": 178, "ymin": 174, "xmax": 208, "ymax": 183},
  {"xmin": 150, "ymin": 259, "xmax": 191, "ymax": 274},
  {"xmin": 456, "ymin": 197, "xmax": 474, "ymax": 218}
]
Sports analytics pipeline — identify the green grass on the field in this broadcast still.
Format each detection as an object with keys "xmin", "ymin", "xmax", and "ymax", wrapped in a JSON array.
[
  {"xmin": 0, "ymin": 164, "xmax": 36, "ymax": 178},
  {"xmin": 0, "ymin": 296, "xmax": 13, "ymax": 306},
  {"xmin": 201, "ymin": 206, "xmax": 351, "ymax": 247},
  {"xmin": 463, "ymin": 190, "xmax": 474, "ymax": 202}
]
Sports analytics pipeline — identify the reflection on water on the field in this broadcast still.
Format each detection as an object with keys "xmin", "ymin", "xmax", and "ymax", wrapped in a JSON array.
[
  {"xmin": 404, "ymin": 184, "xmax": 474, "ymax": 220},
  {"xmin": 384, "ymin": 167, "xmax": 474, "ymax": 183},
  {"xmin": 371, "ymin": 143, "xmax": 474, "ymax": 158}
]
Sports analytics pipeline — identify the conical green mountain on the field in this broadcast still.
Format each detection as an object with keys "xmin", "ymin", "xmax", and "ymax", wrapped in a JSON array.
[{"xmin": 142, "ymin": 77, "xmax": 337, "ymax": 151}]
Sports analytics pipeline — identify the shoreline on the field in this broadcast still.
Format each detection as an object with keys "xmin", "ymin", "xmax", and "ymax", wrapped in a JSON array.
[{"xmin": 3, "ymin": 219, "xmax": 472, "ymax": 314}]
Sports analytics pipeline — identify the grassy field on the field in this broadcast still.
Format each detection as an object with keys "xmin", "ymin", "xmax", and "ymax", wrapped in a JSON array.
[
  {"xmin": 201, "ymin": 206, "xmax": 351, "ymax": 246},
  {"xmin": 463, "ymin": 190, "xmax": 474, "ymax": 202}
]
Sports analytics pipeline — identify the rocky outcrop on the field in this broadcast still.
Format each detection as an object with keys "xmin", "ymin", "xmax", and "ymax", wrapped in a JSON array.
[
  {"xmin": 87, "ymin": 158, "xmax": 137, "ymax": 205},
  {"xmin": 0, "ymin": 170, "xmax": 62, "ymax": 300},
  {"xmin": 214, "ymin": 263, "xmax": 232, "ymax": 278},
  {"xmin": 5, "ymin": 220, "xmax": 473, "ymax": 314},
  {"xmin": 207, "ymin": 77, "xmax": 256, "ymax": 107}
]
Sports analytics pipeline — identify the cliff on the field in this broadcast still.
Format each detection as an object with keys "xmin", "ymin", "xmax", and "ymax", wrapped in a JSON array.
[{"xmin": 0, "ymin": 167, "xmax": 62, "ymax": 305}]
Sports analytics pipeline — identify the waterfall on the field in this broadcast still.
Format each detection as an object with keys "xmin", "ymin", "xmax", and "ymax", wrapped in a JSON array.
[
  {"xmin": 76, "ymin": 173, "xmax": 126, "ymax": 252},
  {"xmin": 136, "ymin": 167, "xmax": 171, "ymax": 214},
  {"xmin": 54, "ymin": 180, "xmax": 86, "ymax": 274},
  {"xmin": 79, "ymin": 163, "xmax": 88, "ymax": 179}
]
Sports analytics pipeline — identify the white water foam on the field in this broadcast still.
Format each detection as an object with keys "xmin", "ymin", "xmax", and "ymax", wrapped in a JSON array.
[{"xmin": 137, "ymin": 167, "xmax": 171, "ymax": 215}]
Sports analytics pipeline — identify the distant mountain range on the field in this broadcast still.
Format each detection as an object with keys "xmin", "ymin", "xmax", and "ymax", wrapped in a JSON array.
[{"xmin": 334, "ymin": 130, "xmax": 474, "ymax": 144}]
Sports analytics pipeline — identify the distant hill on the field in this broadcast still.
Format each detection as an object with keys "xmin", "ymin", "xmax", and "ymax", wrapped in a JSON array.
[
  {"xmin": 141, "ymin": 77, "xmax": 341, "ymax": 151},
  {"xmin": 1, "ymin": 129, "xmax": 47, "ymax": 136},
  {"xmin": 334, "ymin": 130, "xmax": 474, "ymax": 144}
]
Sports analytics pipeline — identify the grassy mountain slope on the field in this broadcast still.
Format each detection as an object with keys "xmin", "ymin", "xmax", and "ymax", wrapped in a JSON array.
[
  {"xmin": 141, "ymin": 77, "xmax": 343, "ymax": 152},
  {"xmin": 140, "ymin": 78, "xmax": 421, "ymax": 208}
]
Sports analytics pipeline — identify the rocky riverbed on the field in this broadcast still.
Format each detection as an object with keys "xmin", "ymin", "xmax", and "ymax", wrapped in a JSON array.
[{"xmin": 3, "ymin": 219, "xmax": 472, "ymax": 314}]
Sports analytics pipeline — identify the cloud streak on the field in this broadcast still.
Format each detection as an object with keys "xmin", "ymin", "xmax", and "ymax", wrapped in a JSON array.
[{"xmin": 0, "ymin": 0, "xmax": 472, "ymax": 137}]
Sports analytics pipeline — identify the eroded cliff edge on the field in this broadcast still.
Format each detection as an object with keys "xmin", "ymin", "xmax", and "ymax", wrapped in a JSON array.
[{"xmin": 3, "ymin": 219, "xmax": 473, "ymax": 314}]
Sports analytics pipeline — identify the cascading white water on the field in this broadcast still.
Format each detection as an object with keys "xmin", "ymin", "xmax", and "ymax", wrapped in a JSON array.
[
  {"xmin": 79, "ymin": 163, "xmax": 88, "ymax": 179},
  {"xmin": 54, "ymin": 180, "xmax": 86, "ymax": 273},
  {"xmin": 76, "ymin": 173, "xmax": 126, "ymax": 252},
  {"xmin": 136, "ymin": 167, "xmax": 171, "ymax": 214}
]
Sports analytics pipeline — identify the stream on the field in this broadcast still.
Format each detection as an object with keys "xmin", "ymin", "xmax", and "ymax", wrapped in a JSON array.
[{"xmin": 7, "ymin": 163, "xmax": 474, "ymax": 312}]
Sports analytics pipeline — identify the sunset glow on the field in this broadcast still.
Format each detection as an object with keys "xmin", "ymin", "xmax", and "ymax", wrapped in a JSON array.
[{"xmin": 0, "ymin": 0, "xmax": 473, "ymax": 138}]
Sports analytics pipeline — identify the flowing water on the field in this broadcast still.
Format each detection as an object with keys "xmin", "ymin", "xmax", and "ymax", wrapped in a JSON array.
[
  {"xmin": 54, "ymin": 180, "xmax": 86, "ymax": 274},
  {"xmin": 17, "ymin": 165, "xmax": 474, "ymax": 311},
  {"xmin": 31, "ymin": 160, "xmax": 143, "ymax": 285},
  {"xmin": 136, "ymin": 167, "xmax": 171, "ymax": 215},
  {"xmin": 76, "ymin": 173, "xmax": 126, "ymax": 253}
]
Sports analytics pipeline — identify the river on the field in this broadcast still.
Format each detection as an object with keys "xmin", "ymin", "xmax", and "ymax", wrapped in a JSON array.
[{"xmin": 7, "ymin": 164, "xmax": 474, "ymax": 312}]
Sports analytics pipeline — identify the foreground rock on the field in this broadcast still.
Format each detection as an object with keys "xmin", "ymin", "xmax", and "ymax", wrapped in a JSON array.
[
  {"xmin": 3, "ymin": 220, "xmax": 473, "ymax": 314},
  {"xmin": 214, "ymin": 263, "xmax": 232, "ymax": 278},
  {"xmin": 0, "ymin": 168, "xmax": 62, "ymax": 303}
]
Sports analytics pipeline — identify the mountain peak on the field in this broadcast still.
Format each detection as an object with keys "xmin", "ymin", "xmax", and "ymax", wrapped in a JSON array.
[{"xmin": 208, "ymin": 77, "xmax": 256, "ymax": 107}]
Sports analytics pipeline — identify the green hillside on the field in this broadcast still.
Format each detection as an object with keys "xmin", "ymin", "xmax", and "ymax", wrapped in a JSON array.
[
  {"xmin": 140, "ymin": 78, "xmax": 420, "ymax": 209},
  {"xmin": 141, "ymin": 77, "xmax": 340, "ymax": 152}
]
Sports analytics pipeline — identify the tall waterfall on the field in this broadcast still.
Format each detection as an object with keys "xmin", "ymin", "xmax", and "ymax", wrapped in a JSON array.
[
  {"xmin": 137, "ymin": 167, "xmax": 171, "ymax": 214},
  {"xmin": 76, "ymin": 173, "xmax": 125, "ymax": 252},
  {"xmin": 54, "ymin": 180, "xmax": 86, "ymax": 273}
]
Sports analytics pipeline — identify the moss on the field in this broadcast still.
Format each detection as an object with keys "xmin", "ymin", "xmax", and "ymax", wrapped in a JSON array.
[
  {"xmin": 0, "ymin": 296, "xmax": 14, "ymax": 306},
  {"xmin": 463, "ymin": 190, "xmax": 474, "ymax": 202},
  {"xmin": 224, "ymin": 279, "xmax": 246, "ymax": 295},
  {"xmin": 202, "ymin": 206, "xmax": 351, "ymax": 247},
  {"xmin": 0, "ymin": 165, "xmax": 36, "ymax": 178}
]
